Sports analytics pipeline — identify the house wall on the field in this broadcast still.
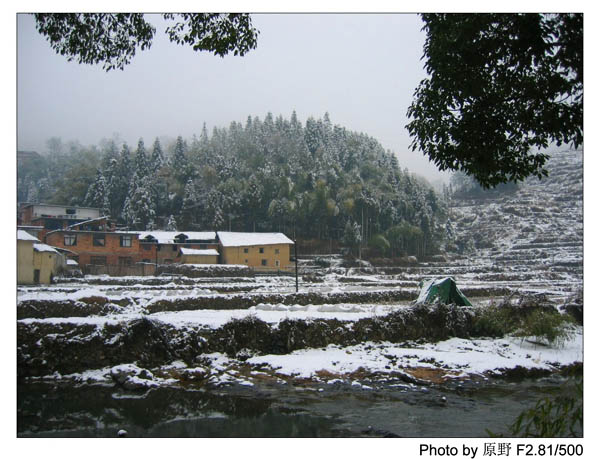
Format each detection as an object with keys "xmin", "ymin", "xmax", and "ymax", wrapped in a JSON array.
[
  {"xmin": 33, "ymin": 250, "xmax": 61, "ymax": 284},
  {"xmin": 181, "ymin": 254, "xmax": 219, "ymax": 264},
  {"xmin": 155, "ymin": 243, "xmax": 219, "ymax": 264},
  {"xmin": 29, "ymin": 205, "xmax": 100, "ymax": 220},
  {"xmin": 17, "ymin": 240, "xmax": 35, "ymax": 284},
  {"xmin": 46, "ymin": 231, "xmax": 147, "ymax": 267},
  {"xmin": 221, "ymin": 243, "xmax": 291, "ymax": 271},
  {"xmin": 45, "ymin": 231, "xmax": 221, "ymax": 268}
]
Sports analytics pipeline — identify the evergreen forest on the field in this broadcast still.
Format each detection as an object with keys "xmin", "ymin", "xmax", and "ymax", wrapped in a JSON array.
[{"xmin": 17, "ymin": 112, "xmax": 448, "ymax": 258}]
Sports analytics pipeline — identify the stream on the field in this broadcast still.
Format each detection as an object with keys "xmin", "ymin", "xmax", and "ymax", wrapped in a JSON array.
[{"xmin": 17, "ymin": 374, "xmax": 581, "ymax": 438}]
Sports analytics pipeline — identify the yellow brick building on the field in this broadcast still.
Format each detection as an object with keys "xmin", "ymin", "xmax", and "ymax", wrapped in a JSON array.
[{"xmin": 217, "ymin": 232, "xmax": 294, "ymax": 271}]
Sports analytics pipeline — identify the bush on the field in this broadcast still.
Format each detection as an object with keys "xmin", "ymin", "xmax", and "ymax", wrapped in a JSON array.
[
  {"xmin": 515, "ymin": 309, "xmax": 575, "ymax": 347},
  {"xmin": 472, "ymin": 306, "xmax": 517, "ymax": 338},
  {"xmin": 497, "ymin": 380, "xmax": 583, "ymax": 437}
]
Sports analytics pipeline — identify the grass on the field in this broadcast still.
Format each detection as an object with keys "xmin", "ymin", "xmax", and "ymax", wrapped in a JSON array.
[
  {"xmin": 514, "ymin": 309, "xmax": 576, "ymax": 347},
  {"xmin": 472, "ymin": 303, "xmax": 576, "ymax": 347},
  {"xmin": 489, "ymin": 379, "xmax": 583, "ymax": 437}
]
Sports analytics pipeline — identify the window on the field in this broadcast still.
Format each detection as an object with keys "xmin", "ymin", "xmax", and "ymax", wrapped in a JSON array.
[
  {"xmin": 275, "ymin": 260, "xmax": 280, "ymax": 267},
  {"xmin": 142, "ymin": 244, "xmax": 151, "ymax": 251},
  {"xmin": 244, "ymin": 259, "xmax": 248, "ymax": 264},
  {"xmin": 261, "ymin": 259, "xmax": 268, "ymax": 266},
  {"xmin": 90, "ymin": 256, "xmax": 107, "ymax": 265},
  {"xmin": 44, "ymin": 219, "xmax": 62, "ymax": 230},
  {"xmin": 275, "ymin": 249, "xmax": 280, "ymax": 254},
  {"xmin": 243, "ymin": 248, "xmax": 249, "ymax": 254},
  {"xmin": 120, "ymin": 235, "xmax": 132, "ymax": 247},
  {"xmin": 118, "ymin": 257, "xmax": 133, "ymax": 266},
  {"xmin": 259, "ymin": 247, "xmax": 265, "ymax": 254},
  {"xmin": 93, "ymin": 234, "xmax": 105, "ymax": 247},
  {"xmin": 65, "ymin": 208, "xmax": 76, "ymax": 215},
  {"xmin": 172, "ymin": 245, "xmax": 177, "ymax": 252},
  {"xmin": 64, "ymin": 234, "xmax": 77, "ymax": 246}
]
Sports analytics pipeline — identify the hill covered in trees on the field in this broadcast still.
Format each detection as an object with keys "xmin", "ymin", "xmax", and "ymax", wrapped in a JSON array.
[{"xmin": 17, "ymin": 112, "xmax": 446, "ymax": 257}]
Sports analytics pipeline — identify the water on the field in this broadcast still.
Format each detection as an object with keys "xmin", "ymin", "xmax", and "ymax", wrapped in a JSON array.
[{"xmin": 17, "ymin": 375, "xmax": 580, "ymax": 438}]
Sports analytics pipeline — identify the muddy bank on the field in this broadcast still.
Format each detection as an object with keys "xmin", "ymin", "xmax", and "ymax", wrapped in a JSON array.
[
  {"xmin": 17, "ymin": 289, "xmax": 417, "ymax": 319},
  {"xmin": 146, "ymin": 289, "xmax": 416, "ymax": 313},
  {"xmin": 16, "ymin": 285, "xmax": 523, "ymax": 321},
  {"xmin": 156, "ymin": 264, "xmax": 255, "ymax": 278},
  {"xmin": 17, "ymin": 297, "xmax": 132, "ymax": 320},
  {"xmin": 17, "ymin": 300, "xmax": 577, "ymax": 378}
]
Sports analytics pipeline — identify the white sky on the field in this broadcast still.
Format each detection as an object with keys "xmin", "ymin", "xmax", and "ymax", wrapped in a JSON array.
[{"xmin": 16, "ymin": 12, "xmax": 453, "ymax": 180}]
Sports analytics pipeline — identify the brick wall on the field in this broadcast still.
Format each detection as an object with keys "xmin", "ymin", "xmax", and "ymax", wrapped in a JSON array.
[
  {"xmin": 45, "ymin": 231, "xmax": 151, "ymax": 267},
  {"xmin": 45, "ymin": 231, "xmax": 222, "ymax": 268}
]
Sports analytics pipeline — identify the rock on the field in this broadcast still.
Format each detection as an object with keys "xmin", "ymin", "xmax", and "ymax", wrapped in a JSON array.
[{"xmin": 110, "ymin": 363, "xmax": 158, "ymax": 390}]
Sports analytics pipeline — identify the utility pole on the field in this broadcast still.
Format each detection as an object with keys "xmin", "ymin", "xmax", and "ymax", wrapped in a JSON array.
[{"xmin": 294, "ymin": 238, "xmax": 298, "ymax": 293}]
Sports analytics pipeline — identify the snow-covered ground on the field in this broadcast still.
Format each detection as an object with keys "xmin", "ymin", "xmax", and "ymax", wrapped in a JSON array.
[{"xmin": 18, "ymin": 151, "xmax": 583, "ymax": 390}]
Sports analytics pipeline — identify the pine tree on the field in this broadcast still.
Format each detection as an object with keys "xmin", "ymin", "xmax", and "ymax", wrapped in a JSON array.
[
  {"xmin": 179, "ymin": 179, "xmax": 197, "ymax": 229},
  {"xmin": 342, "ymin": 220, "xmax": 362, "ymax": 257},
  {"xmin": 123, "ymin": 172, "xmax": 156, "ymax": 230},
  {"xmin": 84, "ymin": 169, "xmax": 107, "ymax": 208},
  {"xmin": 150, "ymin": 137, "xmax": 164, "ymax": 171},
  {"xmin": 166, "ymin": 214, "xmax": 178, "ymax": 231},
  {"xmin": 134, "ymin": 138, "xmax": 149, "ymax": 178},
  {"xmin": 170, "ymin": 135, "xmax": 191, "ymax": 184}
]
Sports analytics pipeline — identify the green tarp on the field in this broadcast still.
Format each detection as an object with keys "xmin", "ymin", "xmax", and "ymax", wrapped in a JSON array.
[{"xmin": 416, "ymin": 277, "xmax": 472, "ymax": 306}]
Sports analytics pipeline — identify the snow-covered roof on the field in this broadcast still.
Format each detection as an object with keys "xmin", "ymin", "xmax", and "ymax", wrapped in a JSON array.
[
  {"xmin": 17, "ymin": 230, "xmax": 39, "ymax": 242},
  {"xmin": 180, "ymin": 248, "xmax": 219, "ymax": 256},
  {"xmin": 66, "ymin": 259, "xmax": 79, "ymax": 265},
  {"xmin": 67, "ymin": 216, "xmax": 110, "ymax": 229},
  {"xmin": 137, "ymin": 231, "xmax": 216, "ymax": 244},
  {"xmin": 33, "ymin": 243, "xmax": 59, "ymax": 254},
  {"xmin": 217, "ymin": 231, "xmax": 294, "ymax": 247}
]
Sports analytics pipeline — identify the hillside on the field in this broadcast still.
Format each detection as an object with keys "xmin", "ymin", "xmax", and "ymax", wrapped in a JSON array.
[
  {"xmin": 439, "ymin": 149, "xmax": 583, "ymax": 298},
  {"xmin": 18, "ymin": 113, "xmax": 445, "ymax": 257}
]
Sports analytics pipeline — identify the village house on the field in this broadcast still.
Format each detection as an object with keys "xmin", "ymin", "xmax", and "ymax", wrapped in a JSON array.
[
  {"xmin": 179, "ymin": 248, "xmax": 220, "ymax": 264},
  {"xmin": 18, "ymin": 203, "xmax": 104, "ymax": 240},
  {"xmin": 137, "ymin": 231, "xmax": 218, "ymax": 264},
  {"xmin": 217, "ymin": 231, "xmax": 294, "ymax": 271},
  {"xmin": 45, "ymin": 229, "xmax": 144, "ymax": 268},
  {"xmin": 17, "ymin": 230, "xmax": 65, "ymax": 284},
  {"xmin": 34, "ymin": 216, "xmax": 294, "ymax": 274}
]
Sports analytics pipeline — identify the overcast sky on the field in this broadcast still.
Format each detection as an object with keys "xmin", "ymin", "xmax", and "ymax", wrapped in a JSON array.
[{"xmin": 17, "ymin": 13, "xmax": 451, "ymax": 180}]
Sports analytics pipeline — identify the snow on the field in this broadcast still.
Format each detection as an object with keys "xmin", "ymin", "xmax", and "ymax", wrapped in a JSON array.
[
  {"xmin": 17, "ymin": 303, "xmax": 399, "ymax": 329},
  {"xmin": 136, "ymin": 231, "xmax": 216, "ymax": 243},
  {"xmin": 217, "ymin": 231, "xmax": 294, "ymax": 247},
  {"xmin": 180, "ymin": 248, "xmax": 219, "ymax": 256},
  {"xmin": 33, "ymin": 243, "xmax": 58, "ymax": 253},
  {"xmin": 66, "ymin": 259, "xmax": 79, "ymax": 266},
  {"xmin": 245, "ymin": 331, "xmax": 583, "ymax": 379},
  {"xmin": 17, "ymin": 230, "xmax": 39, "ymax": 241},
  {"xmin": 416, "ymin": 278, "xmax": 436, "ymax": 303}
]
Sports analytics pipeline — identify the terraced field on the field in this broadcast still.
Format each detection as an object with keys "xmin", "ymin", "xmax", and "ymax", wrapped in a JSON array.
[{"xmin": 17, "ymin": 150, "xmax": 583, "ymax": 437}]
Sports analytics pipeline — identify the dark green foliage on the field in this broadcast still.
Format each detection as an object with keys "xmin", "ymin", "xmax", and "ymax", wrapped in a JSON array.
[
  {"xmin": 472, "ymin": 303, "xmax": 575, "ymax": 345},
  {"xmin": 490, "ymin": 379, "xmax": 583, "ymax": 437},
  {"xmin": 33, "ymin": 13, "xmax": 259, "ymax": 71},
  {"xmin": 407, "ymin": 13, "xmax": 582, "ymax": 188},
  {"xmin": 20, "ymin": 114, "xmax": 446, "ymax": 255},
  {"xmin": 471, "ymin": 306, "xmax": 516, "ymax": 338},
  {"xmin": 163, "ymin": 13, "xmax": 259, "ymax": 57},
  {"xmin": 515, "ymin": 309, "xmax": 575, "ymax": 346}
]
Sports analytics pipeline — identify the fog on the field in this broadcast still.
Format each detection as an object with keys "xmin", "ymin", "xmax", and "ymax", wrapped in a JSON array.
[{"xmin": 17, "ymin": 13, "xmax": 450, "ymax": 182}]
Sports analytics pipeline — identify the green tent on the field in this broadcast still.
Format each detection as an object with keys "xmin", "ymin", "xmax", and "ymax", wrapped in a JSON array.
[{"xmin": 416, "ymin": 277, "xmax": 472, "ymax": 306}]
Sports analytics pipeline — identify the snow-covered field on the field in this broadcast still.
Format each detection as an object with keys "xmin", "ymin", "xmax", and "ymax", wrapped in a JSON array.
[
  {"xmin": 17, "ymin": 151, "xmax": 583, "ymax": 391},
  {"xmin": 18, "ymin": 265, "xmax": 583, "ymax": 390}
]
